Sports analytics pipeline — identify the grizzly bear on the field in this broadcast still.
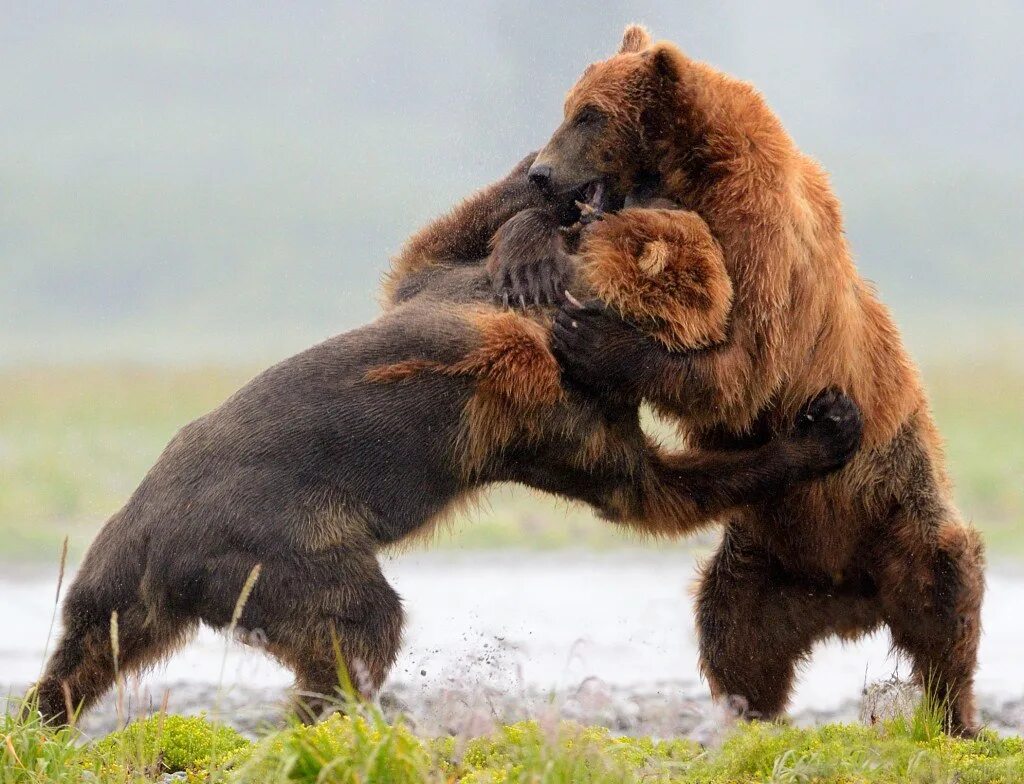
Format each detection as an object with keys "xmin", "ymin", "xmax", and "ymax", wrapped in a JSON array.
[
  {"xmin": 519, "ymin": 26, "xmax": 983, "ymax": 735},
  {"xmin": 34, "ymin": 159, "xmax": 862, "ymax": 726}
]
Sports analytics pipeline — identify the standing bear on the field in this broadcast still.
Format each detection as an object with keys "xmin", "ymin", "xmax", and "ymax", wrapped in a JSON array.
[{"xmin": 523, "ymin": 26, "xmax": 984, "ymax": 735}]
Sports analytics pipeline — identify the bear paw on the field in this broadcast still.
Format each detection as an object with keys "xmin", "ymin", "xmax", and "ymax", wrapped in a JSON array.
[
  {"xmin": 791, "ymin": 388, "xmax": 865, "ymax": 478},
  {"xmin": 487, "ymin": 207, "xmax": 573, "ymax": 307}
]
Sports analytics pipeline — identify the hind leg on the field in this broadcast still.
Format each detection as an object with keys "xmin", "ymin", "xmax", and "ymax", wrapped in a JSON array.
[
  {"xmin": 882, "ymin": 522, "xmax": 984, "ymax": 736},
  {"xmin": 281, "ymin": 579, "xmax": 404, "ymax": 724},
  {"xmin": 266, "ymin": 557, "xmax": 404, "ymax": 723},
  {"xmin": 36, "ymin": 587, "xmax": 193, "ymax": 724},
  {"xmin": 696, "ymin": 528, "xmax": 882, "ymax": 718},
  {"xmin": 201, "ymin": 546, "xmax": 404, "ymax": 723}
]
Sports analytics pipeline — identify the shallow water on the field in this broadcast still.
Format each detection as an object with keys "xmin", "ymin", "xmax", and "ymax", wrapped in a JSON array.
[{"xmin": 3, "ymin": 551, "xmax": 1022, "ymax": 732}]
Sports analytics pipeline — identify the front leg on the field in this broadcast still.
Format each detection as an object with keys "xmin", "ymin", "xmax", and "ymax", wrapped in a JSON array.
[
  {"xmin": 626, "ymin": 388, "xmax": 864, "ymax": 536},
  {"xmin": 487, "ymin": 207, "xmax": 574, "ymax": 307},
  {"xmin": 503, "ymin": 388, "xmax": 863, "ymax": 538}
]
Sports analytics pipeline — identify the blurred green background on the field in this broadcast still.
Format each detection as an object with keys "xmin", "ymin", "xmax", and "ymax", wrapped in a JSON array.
[
  {"xmin": 1, "ymin": 3, "xmax": 1021, "ymax": 561},
  {"xmin": 1, "ymin": 361, "xmax": 1021, "ymax": 561}
]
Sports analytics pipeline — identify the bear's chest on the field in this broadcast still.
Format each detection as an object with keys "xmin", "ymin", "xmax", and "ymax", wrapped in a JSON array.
[{"xmin": 733, "ymin": 486, "xmax": 866, "ymax": 579}]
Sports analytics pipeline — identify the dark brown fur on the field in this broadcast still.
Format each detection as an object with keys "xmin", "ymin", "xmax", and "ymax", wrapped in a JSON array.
[
  {"xmin": 35, "ymin": 172, "xmax": 861, "ymax": 725},
  {"xmin": 542, "ymin": 26, "xmax": 984, "ymax": 735}
]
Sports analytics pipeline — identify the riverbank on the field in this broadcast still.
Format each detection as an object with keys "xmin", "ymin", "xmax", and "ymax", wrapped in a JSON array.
[{"xmin": 5, "ymin": 552, "xmax": 1022, "ymax": 737}]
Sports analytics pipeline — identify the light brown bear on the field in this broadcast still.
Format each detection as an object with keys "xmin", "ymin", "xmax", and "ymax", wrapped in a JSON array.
[{"xmin": 526, "ymin": 26, "xmax": 985, "ymax": 735}]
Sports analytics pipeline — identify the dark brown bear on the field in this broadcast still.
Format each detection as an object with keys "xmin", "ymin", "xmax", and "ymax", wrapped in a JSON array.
[
  {"xmin": 34, "ymin": 158, "xmax": 862, "ymax": 725},
  {"xmin": 511, "ymin": 26, "xmax": 982, "ymax": 735}
]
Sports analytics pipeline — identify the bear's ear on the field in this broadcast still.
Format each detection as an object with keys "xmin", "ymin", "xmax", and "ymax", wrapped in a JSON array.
[
  {"xmin": 638, "ymin": 240, "xmax": 670, "ymax": 276},
  {"xmin": 618, "ymin": 24, "xmax": 652, "ymax": 54},
  {"xmin": 648, "ymin": 43, "xmax": 682, "ymax": 87}
]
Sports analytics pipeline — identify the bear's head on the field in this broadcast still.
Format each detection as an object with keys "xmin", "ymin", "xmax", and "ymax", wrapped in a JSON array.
[{"xmin": 528, "ymin": 25, "xmax": 686, "ymax": 216}]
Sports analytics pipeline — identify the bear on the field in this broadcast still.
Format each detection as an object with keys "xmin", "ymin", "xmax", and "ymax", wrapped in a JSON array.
[
  {"xmin": 515, "ymin": 25, "xmax": 985, "ymax": 735},
  {"xmin": 33, "ymin": 164, "xmax": 862, "ymax": 726}
]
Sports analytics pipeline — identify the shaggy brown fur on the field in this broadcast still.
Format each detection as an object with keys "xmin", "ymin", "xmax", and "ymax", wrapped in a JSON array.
[
  {"xmin": 34, "ymin": 177, "xmax": 861, "ymax": 726},
  {"xmin": 543, "ymin": 25, "xmax": 984, "ymax": 735},
  {"xmin": 580, "ymin": 208, "xmax": 732, "ymax": 351}
]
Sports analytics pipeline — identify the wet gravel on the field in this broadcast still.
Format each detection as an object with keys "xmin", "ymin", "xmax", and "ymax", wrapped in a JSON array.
[{"xmin": 6, "ymin": 677, "xmax": 1023, "ymax": 740}]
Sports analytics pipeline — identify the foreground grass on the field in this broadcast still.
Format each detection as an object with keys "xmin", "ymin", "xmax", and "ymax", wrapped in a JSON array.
[
  {"xmin": 1, "ymin": 360, "xmax": 1022, "ymax": 558},
  {"xmin": 3, "ymin": 700, "xmax": 1023, "ymax": 784}
]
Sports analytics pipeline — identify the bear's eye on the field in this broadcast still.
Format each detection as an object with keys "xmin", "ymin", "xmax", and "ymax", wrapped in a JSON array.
[{"xmin": 573, "ymin": 106, "xmax": 603, "ymax": 128}]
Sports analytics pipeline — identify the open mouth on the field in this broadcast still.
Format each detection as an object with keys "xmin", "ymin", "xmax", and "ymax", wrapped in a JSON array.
[
  {"xmin": 552, "ymin": 179, "xmax": 621, "ymax": 228},
  {"xmin": 576, "ymin": 180, "xmax": 607, "ymax": 214}
]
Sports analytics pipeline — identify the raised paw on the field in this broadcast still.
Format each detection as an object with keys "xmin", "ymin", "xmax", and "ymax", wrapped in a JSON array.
[
  {"xmin": 551, "ymin": 300, "xmax": 606, "ymax": 390},
  {"xmin": 792, "ymin": 388, "xmax": 864, "ymax": 476},
  {"xmin": 488, "ymin": 207, "xmax": 571, "ymax": 307}
]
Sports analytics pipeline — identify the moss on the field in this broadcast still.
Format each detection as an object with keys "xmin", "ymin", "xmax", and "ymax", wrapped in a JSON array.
[
  {"xmin": 232, "ymin": 711, "xmax": 429, "ymax": 783},
  {"xmin": 85, "ymin": 713, "xmax": 249, "ymax": 778},
  {"xmin": 452, "ymin": 720, "xmax": 701, "ymax": 783},
  {"xmin": 7, "ymin": 698, "xmax": 1024, "ymax": 783}
]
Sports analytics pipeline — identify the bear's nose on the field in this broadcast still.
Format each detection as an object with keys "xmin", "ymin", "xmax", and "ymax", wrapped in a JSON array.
[{"xmin": 528, "ymin": 164, "xmax": 553, "ymax": 192}]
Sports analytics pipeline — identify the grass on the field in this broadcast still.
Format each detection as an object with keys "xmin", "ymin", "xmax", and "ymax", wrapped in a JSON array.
[
  {"xmin": 3, "ymin": 696, "xmax": 1024, "ymax": 783},
  {"xmin": 0, "ymin": 366, "xmax": 246, "ymax": 559},
  {"xmin": 0, "ymin": 360, "xmax": 1021, "ymax": 559}
]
